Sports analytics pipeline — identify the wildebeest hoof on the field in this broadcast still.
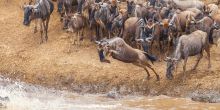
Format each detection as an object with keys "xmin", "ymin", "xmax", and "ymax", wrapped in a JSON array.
[
  {"xmin": 166, "ymin": 74, "xmax": 173, "ymax": 80},
  {"xmin": 191, "ymin": 68, "xmax": 197, "ymax": 73},
  {"xmin": 148, "ymin": 76, "xmax": 151, "ymax": 80},
  {"xmin": 34, "ymin": 30, "xmax": 37, "ymax": 33},
  {"xmin": 156, "ymin": 75, "xmax": 160, "ymax": 81},
  {"xmin": 101, "ymin": 59, "xmax": 111, "ymax": 63},
  {"xmin": 143, "ymin": 76, "xmax": 150, "ymax": 81},
  {"xmin": 40, "ymin": 41, "xmax": 43, "ymax": 44},
  {"xmin": 80, "ymin": 36, "xmax": 84, "ymax": 41}
]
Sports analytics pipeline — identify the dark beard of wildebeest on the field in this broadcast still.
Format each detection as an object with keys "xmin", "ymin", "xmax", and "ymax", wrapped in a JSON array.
[
  {"xmin": 96, "ymin": 37, "xmax": 160, "ymax": 81},
  {"xmin": 23, "ymin": 0, "xmax": 54, "ymax": 43},
  {"xmin": 165, "ymin": 30, "xmax": 211, "ymax": 80}
]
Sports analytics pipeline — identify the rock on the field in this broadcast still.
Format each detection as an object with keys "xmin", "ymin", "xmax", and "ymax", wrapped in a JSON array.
[
  {"xmin": 190, "ymin": 91, "xmax": 220, "ymax": 103},
  {"xmin": 0, "ymin": 96, "xmax": 9, "ymax": 102},
  {"xmin": 107, "ymin": 90, "xmax": 121, "ymax": 99},
  {"xmin": 0, "ymin": 96, "xmax": 9, "ymax": 108}
]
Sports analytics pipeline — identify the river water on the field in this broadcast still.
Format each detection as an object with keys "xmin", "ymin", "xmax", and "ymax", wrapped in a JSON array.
[{"xmin": 0, "ymin": 76, "xmax": 220, "ymax": 110}]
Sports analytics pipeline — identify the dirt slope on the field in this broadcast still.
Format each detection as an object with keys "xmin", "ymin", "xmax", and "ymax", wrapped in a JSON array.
[{"xmin": 0, "ymin": 0, "xmax": 220, "ymax": 99}]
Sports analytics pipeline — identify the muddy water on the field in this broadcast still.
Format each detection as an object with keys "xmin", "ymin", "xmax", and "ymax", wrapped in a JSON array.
[{"xmin": 0, "ymin": 76, "xmax": 220, "ymax": 110}]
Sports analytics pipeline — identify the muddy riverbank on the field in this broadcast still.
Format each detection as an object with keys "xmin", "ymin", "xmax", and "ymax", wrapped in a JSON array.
[{"xmin": 0, "ymin": 0, "xmax": 220, "ymax": 103}]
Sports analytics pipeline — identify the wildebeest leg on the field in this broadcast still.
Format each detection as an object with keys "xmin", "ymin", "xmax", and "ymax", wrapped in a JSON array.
[
  {"xmin": 148, "ymin": 65, "xmax": 160, "ymax": 81},
  {"xmin": 158, "ymin": 38, "xmax": 163, "ymax": 61},
  {"xmin": 72, "ymin": 33, "xmax": 76, "ymax": 45},
  {"xmin": 34, "ymin": 19, "xmax": 38, "ymax": 33},
  {"xmin": 42, "ymin": 20, "xmax": 47, "ymax": 43},
  {"xmin": 119, "ymin": 28, "xmax": 123, "ymax": 38},
  {"xmin": 143, "ymin": 62, "xmax": 160, "ymax": 81},
  {"xmin": 77, "ymin": 31, "xmax": 80, "ymax": 47},
  {"xmin": 166, "ymin": 35, "xmax": 172, "ymax": 56},
  {"xmin": 96, "ymin": 25, "xmax": 100, "ymax": 40},
  {"xmin": 45, "ymin": 17, "xmax": 50, "ymax": 42},
  {"xmin": 150, "ymin": 37, "xmax": 155, "ymax": 54},
  {"xmin": 133, "ymin": 62, "xmax": 151, "ymax": 80},
  {"xmin": 80, "ymin": 28, "xmax": 84, "ymax": 46},
  {"xmin": 182, "ymin": 58, "xmax": 188, "ymax": 80},
  {"xmin": 205, "ymin": 45, "xmax": 211, "ymax": 68},
  {"xmin": 192, "ymin": 53, "xmax": 203, "ymax": 70},
  {"xmin": 39, "ymin": 19, "xmax": 44, "ymax": 44},
  {"xmin": 108, "ymin": 31, "xmax": 111, "ymax": 39}
]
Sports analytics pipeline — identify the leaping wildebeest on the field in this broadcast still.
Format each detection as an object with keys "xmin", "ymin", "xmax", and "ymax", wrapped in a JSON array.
[
  {"xmin": 23, "ymin": 0, "xmax": 54, "ymax": 44},
  {"xmin": 165, "ymin": 30, "xmax": 211, "ymax": 80},
  {"xmin": 96, "ymin": 37, "xmax": 160, "ymax": 81}
]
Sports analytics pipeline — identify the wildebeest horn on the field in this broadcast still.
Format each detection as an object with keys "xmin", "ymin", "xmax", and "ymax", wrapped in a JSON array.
[
  {"xmin": 21, "ymin": 2, "xmax": 28, "ymax": 9},
  {"xmin": 135, "ymin": 39, "xmax": 144, "ymax": 42},
  {"xmin": 164, "ymin": 57, "xmax": 171, "ymax": 62},
  {"xmin": 173, "ymin": 58, "xmax": 178, "ymax": 61},
  {"xmin": 95, "ymin": 41, "xmax": 101, "ymax": 45},
  {"xmin": 166, "ymin": 57, "xmax": 171, "ymax": 60}
]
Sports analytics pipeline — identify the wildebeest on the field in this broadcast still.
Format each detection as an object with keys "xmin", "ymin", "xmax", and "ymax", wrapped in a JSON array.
[
  {"xmin": 111, "ymin": 9, "xmax": 129, "ymax": 37},
  {"xmin": 122, "ymin": 17, "xmax": 145, "ymax": 47},
  {"xmin": 57, "ymin": 0, "xmax": 74, "ymax": 21},
  {"xmin": 188, "ymin": 16, "xmax": 214, "ymax": 44},
  {"xmin": 169, "ymin": 0, "xmax": 204, "ymax": 11},
  {"xmin": 126, "ymin": 0, "xmax": 157, "ymax": 20},
  {"xmin": 23, "ymin": 0, "xmax": 54, "ymax": 44},
  {"xmin": 64, "ymin": 13, "xmax": 86, "ymax": 46},
  {"xmin": 150, "ymin": 19, "xmax": 170, "ymax": 60},
  {"xmin": 126, "ymin": 0, "xmax": 136, "ymax": 17},
  {"xmin": 204, "ymin": 4, "xmax": 218, "ymax": 17},
  {"xmin": 169, "ymin": 10, "xmax": 196, "ymax": 36},
  {"xmin": 165, "ymin": 30, "xmax": 211, "ymax": 80},
  {"xmin": 212, "ymin": 29, "xmax": 220, "ymax": 46},
  {"xmin": 185, "ymin": 8, "xmax": 203, "ymax": 20},
  {"xmin": 89, "ymin": 3, "xmax": 113, "ymax": 39},
  {"xmin": 96, "ymin": 37, "xmax": 160, "ymax": 81}
]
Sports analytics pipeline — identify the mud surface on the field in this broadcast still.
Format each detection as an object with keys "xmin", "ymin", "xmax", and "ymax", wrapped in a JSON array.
[{"xmin": 0, "ymin": 0, "xmax": 220, "ymax": 103}]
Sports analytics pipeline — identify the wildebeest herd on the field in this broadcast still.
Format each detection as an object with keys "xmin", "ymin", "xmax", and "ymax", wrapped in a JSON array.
[{"xmin": 22, "ymin": 0, "xmax": 220, "ymax": 80}]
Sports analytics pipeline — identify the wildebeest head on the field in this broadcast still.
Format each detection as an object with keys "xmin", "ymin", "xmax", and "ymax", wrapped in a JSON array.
[
  {"xmin": 95, "ymin": 39, "xmax": 112, "ymax": 56},
  {"xmin": 164, "ymin": 57, "xmax": 178, "ymax": 80},
  {"xmin": 185, "ymin": 14, "xmax": 196, "ymax": 34},
  {"xmin": 127, "ymin": 0, "xmax": 135, "ymax": 15},
  {"xmin": 63, "ymin": 13, "xmax": 71, "ymax": 30},
  {"xmin": 23, "ymin": 5, "xmax": 35, "ymax": 26}
]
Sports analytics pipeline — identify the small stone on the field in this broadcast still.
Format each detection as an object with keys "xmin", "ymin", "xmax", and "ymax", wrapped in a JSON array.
[{"xmin": 107, "ymin": 90, "xmax": 121, "ymax": 99}]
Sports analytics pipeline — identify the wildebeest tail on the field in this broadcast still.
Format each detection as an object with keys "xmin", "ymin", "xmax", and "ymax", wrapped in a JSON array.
[{"xmin": 144, "ymin": 53, "xmax": 157, "ymax": 63}]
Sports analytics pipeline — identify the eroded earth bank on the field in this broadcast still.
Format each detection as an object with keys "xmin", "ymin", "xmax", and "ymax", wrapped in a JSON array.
[{"xmin": 0, "ymin": 0, "xmax": 220, "ymax": 104}]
